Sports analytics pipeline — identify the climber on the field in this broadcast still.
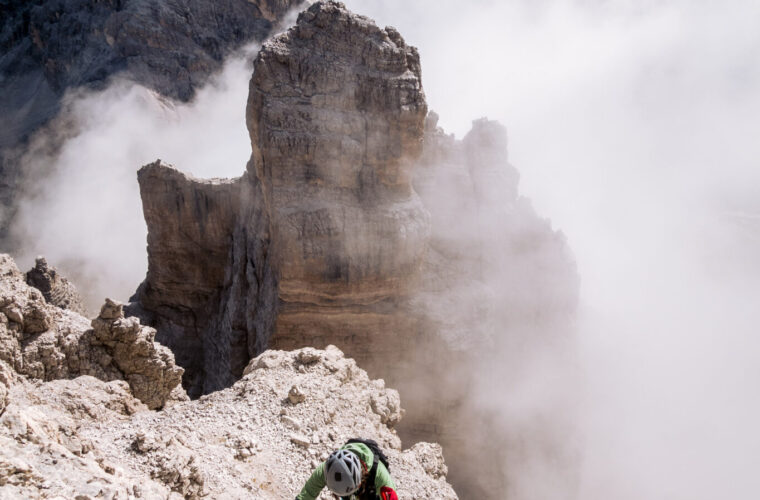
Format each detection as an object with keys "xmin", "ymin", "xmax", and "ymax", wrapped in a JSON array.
[{"xmin": 295, "ymin": 438, "xmax": 398, "ymax": 500}]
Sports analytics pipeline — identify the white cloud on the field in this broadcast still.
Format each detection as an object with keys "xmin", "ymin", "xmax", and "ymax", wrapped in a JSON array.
[
  {"xmin": 11, "ymin": 45, "xmax": 258, "ymax": 308},
  {"xmin": 343, "ymin": 1, "xmax": 760, "ymax": 498}
]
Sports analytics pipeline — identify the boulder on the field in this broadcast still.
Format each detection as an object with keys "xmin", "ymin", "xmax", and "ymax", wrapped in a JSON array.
[{"xmin": 0, "ymin": 253, "xmax": 184, "ymax": 409}]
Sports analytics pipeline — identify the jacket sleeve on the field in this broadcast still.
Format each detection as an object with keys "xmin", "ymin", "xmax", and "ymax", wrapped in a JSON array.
[
  {"xmin": 296, "ymin": 462, "xmax": 327, "ymax": 500},
  {"xmin": 379, "ymin": 486, "xmax": 398, "ymax": 500},
  {"xmin": 373, "ymin": 462, "xmax": 397, "ymax": 496}
]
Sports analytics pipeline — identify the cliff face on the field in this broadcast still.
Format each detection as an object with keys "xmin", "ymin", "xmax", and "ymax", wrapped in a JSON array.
[
  {"xmin": 0, "ymin": 0, "xmax": 304, "ymax": 237},
  {"xmin": 132, "ymin": 1, "xmax": 579, "ymax": 497},
  {"xmin": 132, "ymin": 162, "xmax": 279, "ymax": 397},
  {"xmin": 133, "ymin": 0, "xmax": 432, "ymax": 397},
  {"xmin": 249, "ymin": 1, "xmax": 431, "ymax": 363}
]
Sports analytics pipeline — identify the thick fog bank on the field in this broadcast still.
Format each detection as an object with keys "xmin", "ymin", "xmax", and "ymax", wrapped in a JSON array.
[
  {"xmin": 9, "ymin": 45, "xmax": 259, "ymax": 308},
  {"xmin": 344, "ymin": 0, "xmax": 760, "ymax": 498}
]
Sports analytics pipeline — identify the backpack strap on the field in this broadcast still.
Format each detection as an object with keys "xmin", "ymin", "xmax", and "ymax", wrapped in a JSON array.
[
  {"xmin": 344, "ymin": 439, "xmax": 384, "ymax": 499},
  {"xmin": 367, "ymin": 454, "xmax": 379, "ymax": 496},
  {"xmin": 352, "ymin": 454, "xmax": 379, "ymax": 500}
]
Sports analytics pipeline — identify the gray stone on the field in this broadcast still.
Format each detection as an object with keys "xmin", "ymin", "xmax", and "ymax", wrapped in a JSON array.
[
  {"xmin": 26, "ymin": 257, "xmax": 88, "ymax": 316},
  {"xmin": 289, "ymin": 433, "xmax": 311, "ymax": 447},
  {"xmin": 99, "ymin": 298, "xmax": 124, "ymax": 320},
  {"xmin": 0, "ymin": 253, "xmax": 184, "ymax": 409},
  {"xmin": 288, "ymin": 385, "xmax": 306, "ymax": 405}
]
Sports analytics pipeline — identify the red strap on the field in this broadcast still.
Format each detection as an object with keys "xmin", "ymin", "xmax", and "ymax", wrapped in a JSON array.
[{"xmin": 379, "ymin": 486, "xmax": 398, "ymax": 500}]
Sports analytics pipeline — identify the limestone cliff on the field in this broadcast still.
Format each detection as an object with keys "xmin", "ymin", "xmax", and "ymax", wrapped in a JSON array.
[
  {"xmin": 132, "ymin": 0, "xmax": 431, "ymax": 397},
  {"xmin": 249, "ymin": 0, "xmax": 430, "ymax": 364},
  {"xmin": 131, "ymin": 1, "xmax": 579, "ymax": 497}
]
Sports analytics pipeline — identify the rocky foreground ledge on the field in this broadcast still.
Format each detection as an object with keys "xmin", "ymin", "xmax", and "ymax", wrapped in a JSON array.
[{"xmin": 0, "ymin": 254, "xmax": 456, "ymax": 498}]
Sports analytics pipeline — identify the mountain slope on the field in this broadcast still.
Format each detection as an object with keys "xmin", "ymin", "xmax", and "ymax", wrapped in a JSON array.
[{"xmin": 0, "ymin": 253, "xmax": 456, "ymax": 498}]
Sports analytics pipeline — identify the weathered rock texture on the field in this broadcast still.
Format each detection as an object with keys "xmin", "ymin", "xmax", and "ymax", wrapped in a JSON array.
[
  {"xmin": 132, "ymin": 1, "xmax": 579, "ymax": 497},
  {"xmin": 249, "ymin": 0, "xmax": 430, "ymax": 357},
  {"xmin": 0, "ymin": 252, "xmax": 453, "ymax": 497},
  {"xmin": 132, "ymin": 0, "xmax": 431, "ymax": 397},
  {"xmin": 0, "ymin": 344, "xmax": 457, "ymax": 499},
  {"xmin": 25, "ymin": 255, "xmax": 87, "ymax": 316},
  {"xmin": 131, "ymin": 162, "xmax": 277, "ymax": 398},
  {"xmin": 0, "ymin": 0, "xmax": 304, "ymax": 237},
  {"xmin": 0, "ymin": 253, "xmax": 184, "ymax": 409}
]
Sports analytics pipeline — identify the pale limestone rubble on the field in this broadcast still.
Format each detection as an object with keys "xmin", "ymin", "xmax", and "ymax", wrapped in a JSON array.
[
  {"xmin": 0, "ymin": 253, "xmax": 184, "ymax": 410},
  {"xmin": 0, "ymin": 275, "xmax": 457, "ymax": 498}
]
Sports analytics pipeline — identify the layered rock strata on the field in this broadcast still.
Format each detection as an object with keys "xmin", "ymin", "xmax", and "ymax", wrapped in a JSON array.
[
  {"xmin": 251, "ymin": 0, "xmax": 430, "ymax": 362},
  {"xmin": 133, "ymin": 0, "xmax": 430, "ymax": 396},
  {"xmin": 25, "ymin": 256, "xmax": 87, "ymax": 316},
  {"xmin": 132, "ymin": 1, "xmax": 579, "ymax": 497},
  {"xmin": 130, "ymin": 163, "xmax": 267, "ymax": 397}
]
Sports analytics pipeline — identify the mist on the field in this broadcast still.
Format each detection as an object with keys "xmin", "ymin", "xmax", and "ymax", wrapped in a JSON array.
[
  {"xmin": 10, "ymin": 44, "xmax": 259, "ymax": 308},
  {"xmin": 338, "ymin": 0, "xmax": 760, "ymax": 499},
  {"xmin": 6, "ymin": 0, "xmax": 760, "ymax": 499}
]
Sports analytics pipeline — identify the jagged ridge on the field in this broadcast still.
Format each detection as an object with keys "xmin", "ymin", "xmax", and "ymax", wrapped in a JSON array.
[
  {"xmin": 130, "ymin": 2, "xmax": 579, "ymax": 497},
  {"xmin": 0, "ymin": 254, "xmax": 456, "ymax": 498}
]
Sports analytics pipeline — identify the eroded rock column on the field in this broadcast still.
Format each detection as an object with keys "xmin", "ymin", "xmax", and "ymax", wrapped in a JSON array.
[
  {"xmin": 133, "ymin": 1, "xmax": 431, "ymax": 395},
  {"xmin": 248, "ymin": 1, "xmax": 430, "ymax": 367}
]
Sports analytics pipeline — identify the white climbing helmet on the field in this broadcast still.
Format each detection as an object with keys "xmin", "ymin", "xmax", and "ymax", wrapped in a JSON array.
[{"xmin": 325, "ymin": 449, "xmax": 362, "ymax": 496}]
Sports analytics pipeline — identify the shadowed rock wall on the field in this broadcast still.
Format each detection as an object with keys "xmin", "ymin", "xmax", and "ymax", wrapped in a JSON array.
[
  {"xmin": 133, "ymin": 1, "xmax": 430, "ymax": 396},
  {"xmin": 248, "ymin": 1, "xmax": 430, "ymax": 363}
]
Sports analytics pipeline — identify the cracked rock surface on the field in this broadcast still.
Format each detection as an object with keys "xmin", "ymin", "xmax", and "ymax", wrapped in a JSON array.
[
  {"xmin": 133, "ymin": 0, "xmax": 430, "ymax": 398},
  {"xmin": 25, "ymin": 256, "xmax": 88, "ymax": 316},
  {"xmin": 0, "ymin": 253, "xmax": 185, "ymax": 409},
  {"xmin": 0, "ymin": 345, "xmax": 456, "ymax": 499}
]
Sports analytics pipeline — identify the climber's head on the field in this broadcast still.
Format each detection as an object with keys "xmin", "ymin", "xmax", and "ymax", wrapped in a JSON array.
[{"xmin": 325, "ymin": 449, "xmax": 363, "ymax": 496}]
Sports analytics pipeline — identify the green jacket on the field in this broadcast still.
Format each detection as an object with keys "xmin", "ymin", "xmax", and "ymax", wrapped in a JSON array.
[{"xmin": 296, "ymin": 442, "xmax": 396, "ymax": 500}]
